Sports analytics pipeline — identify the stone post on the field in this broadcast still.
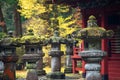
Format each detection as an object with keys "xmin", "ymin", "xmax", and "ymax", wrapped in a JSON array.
[
  {"xmin": 0, "ymin": 31, "xmax": 19, "ymax": 80},
  {"xmin": 46, "ymin": 30, "xmax": 65, "ymax": 79},
  {"xmin": 76, "ymin": 15, "xmax": 114, "ymax": 80},
  {"xmin": 64, "ymin": 34, "xmax": 75, "ymax": 73}
]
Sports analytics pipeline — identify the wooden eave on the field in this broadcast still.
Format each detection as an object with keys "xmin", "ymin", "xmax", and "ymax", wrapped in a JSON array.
[{"xmin": 46, "ymin": 0, "xmax": 120, "ymax": 9}]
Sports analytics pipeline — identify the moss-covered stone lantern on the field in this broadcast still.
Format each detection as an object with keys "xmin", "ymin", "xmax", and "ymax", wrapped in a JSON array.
[
  {"xmin": 19, "ymin": 29, "xmax": 46, "ymax": 80},
  {"xmin": 46, "ymin": 30, "xmax": 65, "ymax": 79},
  {"xmin": 76, "ymin": 15, "xmax": 114, "ymax": 80},
  {"xmin": 64, "ymin": 34, "xmax": 75, "ymax": 73},
  {"xmin": 0, "ymin": 31, "xmax": 20, "ymax": 80}
]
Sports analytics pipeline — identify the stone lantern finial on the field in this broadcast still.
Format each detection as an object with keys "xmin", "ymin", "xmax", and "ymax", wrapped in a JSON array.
[
  {"xmin": 54, "ymin": 30, "xmax": 59, "ymax": 37},
  {"xmin": 8, "ymin": 31, "xmax": 13, "ymax": 37},
  {"xmin": 27, "ymin": 29, "xmax": 34, "ymax": 35},
  {"xmin": 87, "ymin": 15, "xmax": 98, "ymax": 27}
]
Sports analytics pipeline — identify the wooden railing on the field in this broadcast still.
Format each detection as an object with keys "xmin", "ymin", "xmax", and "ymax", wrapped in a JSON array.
[{"xmin": 71, "ymin": 44, "xmax": 85, "ymax": 73}]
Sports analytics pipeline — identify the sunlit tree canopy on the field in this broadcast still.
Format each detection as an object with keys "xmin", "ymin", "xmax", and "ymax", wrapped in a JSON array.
[
  {"xmin": 18, "ymin": 0, "xmax": 46, "ymax": 18},
  {"xmin": 18, "ymin": 0, "xmax": 82, "ymax": 37},
  {"xmin": 22, "ymin": 16, "xmax": 51, "ymax": 38}
]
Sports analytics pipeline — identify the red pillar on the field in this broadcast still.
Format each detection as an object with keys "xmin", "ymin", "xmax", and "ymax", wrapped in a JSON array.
[
  {"xmin": 101, "ymin": 13, "xmax": 108, "ymax": 80},
  {"xmin": 81, "ymin": 9, "xmax": 86, "ymax": 28},
  {"xmin": 2, "ymin": 56, "xmax": 18, "ymax": 80},
  {"xmin": 81, "ymin": 10, "xmax": 86, "ymax": 78}
]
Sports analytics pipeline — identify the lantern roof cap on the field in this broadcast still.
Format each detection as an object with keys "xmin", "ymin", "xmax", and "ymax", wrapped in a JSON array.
[
  {"xmin": 0, "ymin": 31, "xmax": 19, "ymax": 47},
  {"xmin": 18, "ymin": 29, "xmax": 44, "ymax": 44}
]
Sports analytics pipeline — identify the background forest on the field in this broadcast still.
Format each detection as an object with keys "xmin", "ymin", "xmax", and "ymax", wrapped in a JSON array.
[
  {"xmin": 0, "ymin": 0, "xmax": 82, "ymax": 37},
  {"xmin": 0, "ymin": 0, "xmax": 82, "ymax": 70}
]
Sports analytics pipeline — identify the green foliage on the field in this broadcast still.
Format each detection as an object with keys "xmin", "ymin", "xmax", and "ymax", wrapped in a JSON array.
[
  {"xmin": 3, "ymin": 0, "xmax": 17, "ymax": 5},
  {"xmin": 0, "ymin": 32, "xmax": 6, "ymax": 40},
  {"xmin": 0, "ymin": 0, "xmax": 18, "ymax": 31}
]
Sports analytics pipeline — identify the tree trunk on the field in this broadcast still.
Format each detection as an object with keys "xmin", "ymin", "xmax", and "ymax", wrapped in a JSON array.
[
  {"xmin": 14, "ymin": 6, "xmax": 22, "ymax": 37},
  {"xmin": 0, "ymin": 6, "xmax": 7, "ymax": 33}
]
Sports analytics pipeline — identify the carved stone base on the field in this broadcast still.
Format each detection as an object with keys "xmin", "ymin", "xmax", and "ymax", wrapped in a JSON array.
[
  {"xmin": 64, "ymin": 67, "xmax": 72, "ymax": 73},
  {"xmin": 86, "ymin": 71, "xmax": 101, "ymax": 80},
  {"xmin": 26, "ymin": 70, "xmax": 38, "ymax": 80},
  {"xmin": 37, "ymin": 70, "xmax": 46, "ymax": 76},
  {"xmin": 47, "ymin": 72, "xmax": 65, "ymax": 79}
]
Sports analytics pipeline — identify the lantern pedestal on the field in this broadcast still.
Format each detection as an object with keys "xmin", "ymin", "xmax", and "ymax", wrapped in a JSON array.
[
  {"xmin": 64, "ymin": 34, "xmax": 75, "ymax": 73},
  {"xmin": 64, "ymin": 55, "xmax": 73, "ymax": 73},
  {"xmin": 79, "ymin": 50, "xmax": 106, "ymax": 80},
  {"xmin": 47, "ymin": 72, "xmax": 65, "ymax": 79},
  {"xmin": 47, "ymin": 50, "xmax": 65, "ymax": 79}
]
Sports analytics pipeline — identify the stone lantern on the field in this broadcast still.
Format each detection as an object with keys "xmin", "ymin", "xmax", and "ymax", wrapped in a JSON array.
[
  {"xmin": 46, "ymin": 30, "xmax": 65, "ymax": 79},
  {"xmin": 0, "ymin": 31, "xmax": 19, "ymax": 80},
  {"xmin": 19, "ymin": 29, "xmax": 46, "ymax": 80},
  {"xmin": 76, "ymin": 15, "xmax": 114, "ymax": 80},
  {"xmin": 64, "ymin": 34, "xmax": 76, "ymax": 73}
]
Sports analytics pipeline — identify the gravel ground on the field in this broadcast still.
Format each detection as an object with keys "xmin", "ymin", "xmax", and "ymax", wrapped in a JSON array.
[{"xmin": 17, "ymin": 73, "xmax": 84, "ymax": 80}]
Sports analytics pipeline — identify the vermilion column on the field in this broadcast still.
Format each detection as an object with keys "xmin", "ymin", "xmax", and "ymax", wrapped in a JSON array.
[
  {"xmin": 2, "ymin": 55, "xmax": 18, "ymax": 80},
  {"xmin": 81, "ymin": 9, "xmax": 86, "ymax": 78},
  {"xmin": 101, "ymin": 13, "xmax": 108, "ymax": 80}
]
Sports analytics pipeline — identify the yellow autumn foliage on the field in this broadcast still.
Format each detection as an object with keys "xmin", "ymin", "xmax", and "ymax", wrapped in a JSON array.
[
  {"xmin": 58, "ymin": 15, "xmax": 78, "ymax": 37},
  {"xmin": 22, "ymin": 16, "xmax": 51, "ymax": 38},
  {"xmin": 18, "ymin": 0, "xmax": 46, "ymax": 18},
  {"xmin": 18, "ymin": 0, "xmax": 82, "ymax": 38}
]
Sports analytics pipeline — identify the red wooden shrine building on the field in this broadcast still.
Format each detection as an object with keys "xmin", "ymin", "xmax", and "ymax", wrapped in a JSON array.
[{"xmin": 53, "ymin": 0, "xmax": 120, "ymax": 80}]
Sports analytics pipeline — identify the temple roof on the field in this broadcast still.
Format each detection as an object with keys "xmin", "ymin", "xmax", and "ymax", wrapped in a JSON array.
[{"xmin": 46, "ymin": 0, "xmax": 120, "ymax": 9}]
